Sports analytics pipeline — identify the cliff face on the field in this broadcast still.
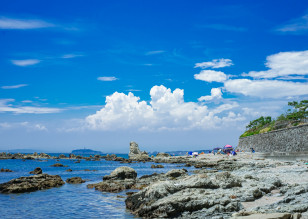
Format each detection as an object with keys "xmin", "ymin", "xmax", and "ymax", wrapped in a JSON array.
[{"xmin": 237, "ymin": 124, "xmax": 308, "ymax": 153}]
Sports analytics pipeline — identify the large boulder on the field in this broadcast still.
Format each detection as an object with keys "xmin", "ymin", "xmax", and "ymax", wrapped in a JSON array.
[
  {"xmin": 88, "ymin": 167, "xmax": 138, "ymax": 193},
  {"xmin": 103, "ymin": 166, "xmax": 137, "ymax": 180},
  {"xmin": 165, "ymin": 169, "xmax": 187, "ymax": 178},
  {"xmin": 128, "ymin": 141, "xmax": 150, "ymax": 161},
  {"xmin": 0, "ymin": 174, "xmax": 65, "ymax": 193}
]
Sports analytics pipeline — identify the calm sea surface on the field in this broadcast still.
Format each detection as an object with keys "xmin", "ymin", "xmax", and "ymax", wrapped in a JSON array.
[{"xmin": 0, "ymin": 154, "xmax": 194, "ymax": 219}]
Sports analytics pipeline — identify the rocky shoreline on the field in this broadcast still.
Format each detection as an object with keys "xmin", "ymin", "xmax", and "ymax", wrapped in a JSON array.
[{"xmin": 1, "ymin": 142, "xmax": 308, "ymax": 218}]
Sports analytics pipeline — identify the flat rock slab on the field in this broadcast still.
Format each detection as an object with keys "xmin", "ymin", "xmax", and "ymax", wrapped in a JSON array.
[{"xmin": 0, "ymin": 174, "xmax": 65, "ymax": 193}]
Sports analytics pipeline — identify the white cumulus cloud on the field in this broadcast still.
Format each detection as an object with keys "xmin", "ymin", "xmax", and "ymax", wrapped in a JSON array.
[
  {"xmin": 198, "ymin": 88, "xmax": 223, "ymax": 101},
  {"xmin": 245, "ymin": 50, "xmax": 308, "ymax": 78},
  {"xmin": 11, "ymin": 59, "xmax": 40, "ymax": 66},
  {"xmin": 85, "ymin": 85, "xmax": 242, "ymax": 131},
  {"xmin": 194, "ymin": 70, "xmax": 228, "ymax": 82},
  {"xmin": 97, "ymin": 76, "xmax": 118, "ymax": 81},
  {"xmin": 195, "ymin": 58, "xmax": 233, "ymax": 69}
]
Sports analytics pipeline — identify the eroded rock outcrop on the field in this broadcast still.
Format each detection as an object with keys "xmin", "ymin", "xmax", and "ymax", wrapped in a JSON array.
[
  {"xmin": 128, "ymin": 141, "xmax": 150, "ymax": 161},
  {"xmin": 0, "ymin": 174, "xmax": 65, "ymax": 193},
  {"xmin": 125, "ymin": 171, "xmax": 283, "ymax": 218}
]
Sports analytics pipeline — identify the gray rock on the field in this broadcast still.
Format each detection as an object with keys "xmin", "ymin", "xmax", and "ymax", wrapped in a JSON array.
[
  {"xmin": 125, "ymin": 173, "xmax": 243, "ymax": 218},
  {"xmin": 103, "ymin": 166, "xmax": 137, "ymax": 180},
  {"xmin": 165, "ymin": 169, "xmax": 188, "ymax": 178}
]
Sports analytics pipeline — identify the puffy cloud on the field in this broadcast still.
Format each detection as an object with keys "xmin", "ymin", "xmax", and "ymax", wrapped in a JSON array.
[
  {"xmin": 1, "ymin": 84, "xmax": 28, "ymax": 89},
  {"xmin": 97, "ymin": 76, "xmax": 118, "ymax": 81},
  {"xmin": 198, "ymin": 88, "xmax": 222, "ymax": 101},
  {"xmin": 245, "ymin": 50, "xmax": 308, "ymax": 78},
  {"xmin": 11, "ymin": 59, "xmax": 40, "ymax": 66},
  {"xmin": 224, "ymin": 79, "xmax": 308, "ymax": 98},
  {"xmin": 85, "ymin": 85, "xmax": 242, "ymax": 131},
  {"xmin": 194, "ymin": 70, "xmax": 228, "ymax": 82},
  {"xmin": 0, "ymin": 17, "xmax": 54, "ymax": 29},
  {"xmin": 194, "ymin": 58, "xmax": 233, "ymax": 69},
  {"xmin": 0, "ymin": 99, "xmax": 62, "ymax": 114}
]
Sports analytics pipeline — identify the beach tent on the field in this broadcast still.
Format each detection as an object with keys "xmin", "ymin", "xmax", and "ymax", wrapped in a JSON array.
[
  {"xmin": 223, "ymin": 145, "xmax": 233, "ymax": 153},
  {"xmin": 188, "ymin": 151, "xmax": 193, "ymax": 155},
  {"xmin": 192, "ymin": 152, "xmax": 198, "ymax": 156}
]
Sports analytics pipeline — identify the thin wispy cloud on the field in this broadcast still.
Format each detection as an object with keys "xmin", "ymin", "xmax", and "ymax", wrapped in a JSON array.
[
  {"xmin": 21, "ymin": 100, "xmax": 33, "ymax": 103},
  {"xmin": 145, "ymin": 50, "xmax": 166, "ymax": 55},
  {"xmin": 0, "ymin": 17, "xmax": 54, "ymax": 29},
  {"xmin": 195, "ymin": 58, "xmax": 233, "ymax": 69},
  {"xmin": 0, "ymin": 99, "xmax": 62, "ymax": 114},
  {"xmin": 275, "ymin": 14, "xmax": 308, "ymax": 33},
  {"xmin": 126, "ymin": 89, "xmax": 141, "ymax": 92},
  {"xmin": 97, "ymin": 76, "xmax": 118, "ymax": 81},
  {"xmin": 1, "ymin": 84, "xmax": 28, "ymax": 89},
  {"xmin": 11, "ymin": 59, "xmax": 40, "ymax": 66},
  {"xmin": 61, "ymin": 54, "xmax": 84, "ymax": 59}
]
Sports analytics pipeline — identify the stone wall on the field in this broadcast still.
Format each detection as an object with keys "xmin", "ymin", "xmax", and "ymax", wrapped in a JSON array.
[{"xmin": 237, "ymin": 124, "xmax": 308, "ymax": 153}]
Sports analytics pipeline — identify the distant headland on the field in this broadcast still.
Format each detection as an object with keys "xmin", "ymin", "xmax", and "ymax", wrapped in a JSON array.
[{"xmin": 71, "ymin": 149, "xmax": 104, "ymax": 155}]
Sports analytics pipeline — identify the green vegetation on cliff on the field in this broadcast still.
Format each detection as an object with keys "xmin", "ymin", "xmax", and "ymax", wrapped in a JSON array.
[{"xmin": 241, "ymin": 100, "xmax": 308, "ymax": 137}]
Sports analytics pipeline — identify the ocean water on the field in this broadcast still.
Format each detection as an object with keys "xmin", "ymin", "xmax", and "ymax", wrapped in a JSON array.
[{"xmin": 0, "ymin": 155, "xmax": 194, "ymax": 219}]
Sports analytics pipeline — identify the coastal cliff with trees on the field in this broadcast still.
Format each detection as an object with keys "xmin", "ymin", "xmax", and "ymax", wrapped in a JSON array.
[
  {"xmin": 237, "ymin": 100, "xmax": 308, "ymax": 153},
  {"xmin": 241, "ymin": 100, "xmax": 308, "ymax": 137}
]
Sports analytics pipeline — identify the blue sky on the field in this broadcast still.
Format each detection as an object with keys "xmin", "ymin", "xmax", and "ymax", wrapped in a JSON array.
[{"xmin": 1, "ymin": 0, "xmax": 308, "ymax": 153}]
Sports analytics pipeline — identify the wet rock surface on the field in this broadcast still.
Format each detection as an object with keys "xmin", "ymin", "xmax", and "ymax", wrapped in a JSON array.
[
  {"xmin": 0, "ymin": 174, "xmax": 65, "ymax": 193},
  {"xmin": 151, "ymin": 164, "xmax": 164, "ymax": 168},
  {"xmin": 1, "ymin": 168, "xmax": 13, "ymax": 172},
  {"xmin": 50, "ymin": 163, "xmax": 68, "ymax": 167},
  {"xmin": 66, "ymin": 177, "xmax": 86, "ymax": 184},
  {"xmin": 29, "ymin": 167, "xmax": 43, "ymax": 174}
]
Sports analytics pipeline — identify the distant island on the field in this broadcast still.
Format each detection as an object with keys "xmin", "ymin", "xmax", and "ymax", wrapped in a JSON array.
[{"xmin": 71, "ymin": 149, "xmax": 104, "ymax": 155}]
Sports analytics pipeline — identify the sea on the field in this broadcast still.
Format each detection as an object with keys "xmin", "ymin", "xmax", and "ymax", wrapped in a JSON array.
[{"xmin": 0, "ymin": 154, "xmax": 195, "ymax": 219}]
